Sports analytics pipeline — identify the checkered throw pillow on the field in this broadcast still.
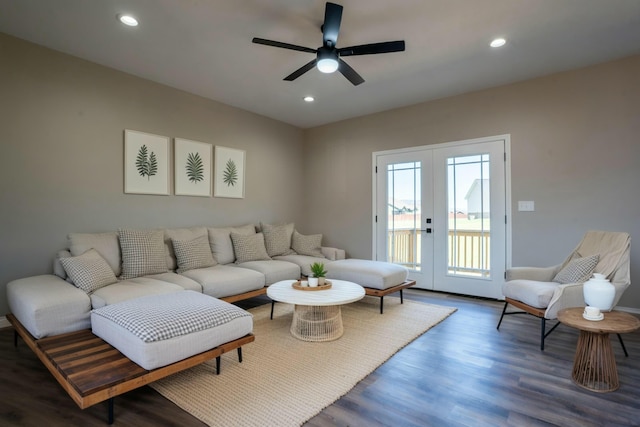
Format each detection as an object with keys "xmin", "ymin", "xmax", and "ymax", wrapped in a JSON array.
[
  {"xmin": 60, "ymin": 249, "xmax": 118, "ymax": 294},
  {"xmin": 291, "ymin": 230, "xmax": 324, "ymax": 258},
  {"xmin": 553, "ymin": 254, "xmax": 599, "ymax": 284},
  {"xmin": 230, "ymin": 232, "xmax": 271, "ymax": 263},
  {"xmin": 262, "ymin": 223, "xmax": 295, "ymax": 257},
  {"xmin": 172, "ymin": 235, "xmax": 217, "ymax": 273},
  {"xmin": 118, "ymin": 228, "xmax": 168, "ymax": 279}
]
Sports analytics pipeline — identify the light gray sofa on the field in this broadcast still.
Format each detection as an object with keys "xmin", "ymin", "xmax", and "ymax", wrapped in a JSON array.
[{"xmin": 7, "ymin": 223, "xmax": 344, "ymax": 339}]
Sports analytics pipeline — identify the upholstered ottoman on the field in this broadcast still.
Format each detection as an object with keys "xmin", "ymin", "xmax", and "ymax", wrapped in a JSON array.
[
  {"xmin": 325, "ymin": 259, "xmax": 414, "ymax": 313},
  {"xmin": 91, "ymin": 291, "xmax": 253, "ymax": 370}
]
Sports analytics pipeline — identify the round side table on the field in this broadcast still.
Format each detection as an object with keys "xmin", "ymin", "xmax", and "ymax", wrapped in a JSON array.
[{"xmin": 557, "ymin": 308, "xmax": 640, "ymax": 393}]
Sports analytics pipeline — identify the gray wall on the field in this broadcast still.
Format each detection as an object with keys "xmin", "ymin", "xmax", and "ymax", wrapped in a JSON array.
[
  {"xmin": 303, "ymin": 55, "xmax": 640, "ymax": 309},
  {"xmin": 0, "ymin": 34, "xmax": 304, "ymax": 315}
]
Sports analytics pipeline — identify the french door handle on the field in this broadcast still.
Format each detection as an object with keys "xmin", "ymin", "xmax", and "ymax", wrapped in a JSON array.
[{"xmin": 420, "ymin": 228, "xmax": 432, "ymax": 233}]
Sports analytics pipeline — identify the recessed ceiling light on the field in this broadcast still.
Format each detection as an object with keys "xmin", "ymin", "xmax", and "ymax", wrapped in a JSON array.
[
  {"xmin": 303, "ymin": 96, "xmax": 315, "ymax": 102},
  {"xmin": 118, "ymin": 14, "xmax": 139, "ymax": 27},
  {"xmin": 490, "ymin": 38, "xmax": 506, "ymax": 48}
]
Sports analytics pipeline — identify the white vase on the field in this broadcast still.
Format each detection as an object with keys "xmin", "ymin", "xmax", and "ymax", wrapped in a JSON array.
[
  {"xmin": 308, "ymin": 277, "xmax": 319, "ymax": 287},
  {"xmin": 583, "ymin": 273, "xmax": 615, "ymax": 311}
]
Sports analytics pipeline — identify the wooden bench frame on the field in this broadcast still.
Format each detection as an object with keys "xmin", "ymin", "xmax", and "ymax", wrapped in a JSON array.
[
  {"xmin": 8, "ymin": 314, "xmax": 254, "ymax": 424},
  {"xmin": 364, "ymin": 280, "xmax": 417, "ymax": 314}
]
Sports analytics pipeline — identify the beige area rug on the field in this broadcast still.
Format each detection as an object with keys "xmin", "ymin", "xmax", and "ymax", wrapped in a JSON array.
[{"xmin": 150, "ymin": 296, "xmax": 456, "ymax": 427}]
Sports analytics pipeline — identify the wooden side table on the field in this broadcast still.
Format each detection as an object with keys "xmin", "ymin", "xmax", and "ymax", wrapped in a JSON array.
[{"xmin": 558, "ymin": 308, "xmax": 640, "ymax": 393}]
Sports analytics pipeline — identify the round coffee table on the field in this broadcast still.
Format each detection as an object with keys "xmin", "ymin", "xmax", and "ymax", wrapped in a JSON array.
[
  {"xmin": 267, "ymin": 279, "xmax": 365, "ymax": 342},
  {"xmin": 557, "ymin": 307, "xmax": 640, "ymax": 392}
]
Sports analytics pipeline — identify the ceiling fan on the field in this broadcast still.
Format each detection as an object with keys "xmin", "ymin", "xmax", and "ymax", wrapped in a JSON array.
[{"xmin": 252, "ymin": 2, "xmax": 405, "ymax": 86}]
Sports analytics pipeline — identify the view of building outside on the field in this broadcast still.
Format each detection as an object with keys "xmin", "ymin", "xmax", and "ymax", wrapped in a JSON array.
[{"xmin": 387, "ymin": 154, "xmax": 491, "ymax": 276}]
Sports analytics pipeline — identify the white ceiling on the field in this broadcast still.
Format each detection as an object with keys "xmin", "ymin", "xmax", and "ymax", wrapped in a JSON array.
[{"xmin": 1, "ymin": 0, "xmax": 640, "ymax": 128}]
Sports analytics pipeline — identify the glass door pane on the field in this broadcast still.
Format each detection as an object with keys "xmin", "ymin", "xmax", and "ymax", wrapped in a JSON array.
[
  {"xmin": 387, "ymin": 162, "xmax": 421, "ymax": 271},
  {"xmin": 446, "ymin": 154, "xmax": 491, "ymax": 278}
]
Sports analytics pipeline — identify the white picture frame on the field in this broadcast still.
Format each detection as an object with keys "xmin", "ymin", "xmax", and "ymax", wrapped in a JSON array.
[
  {"xmin": 214, "ymin": 146, "xmax": 245, "ymax": 198},
  {"xmin": 174, "ymin": 138, "xmax": 212, "ymax": 197},
  {"xmin": 124, "ymin": 130, "xmax": 170, "ymax": 195}
]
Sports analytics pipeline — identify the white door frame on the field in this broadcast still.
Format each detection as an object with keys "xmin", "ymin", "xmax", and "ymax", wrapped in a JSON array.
[{"xmin": 372, "ymin": 135, "xmax": 512, "ymax": 295}]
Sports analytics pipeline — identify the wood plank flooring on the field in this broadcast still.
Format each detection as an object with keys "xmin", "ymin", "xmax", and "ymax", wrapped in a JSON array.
[{"xmin": 1, "ymin": 290, "xmax": 639, "ymax": 426}]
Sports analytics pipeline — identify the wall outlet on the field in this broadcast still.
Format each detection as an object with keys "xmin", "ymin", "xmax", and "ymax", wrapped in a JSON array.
[{"xmin": 518, "ymin": 201, "xmax": 535, "ymax": 211}]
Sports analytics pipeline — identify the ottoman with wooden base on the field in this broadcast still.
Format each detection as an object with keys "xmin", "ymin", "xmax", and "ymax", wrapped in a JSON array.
[{"xmin": 325, "ymin": 259, "xmax": 415, "ymax": 313}]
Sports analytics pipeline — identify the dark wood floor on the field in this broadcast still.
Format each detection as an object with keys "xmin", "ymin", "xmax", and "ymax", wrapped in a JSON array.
[{"xmin": 2, "ymin": 290, "xmax": 639, "ymax": 426}]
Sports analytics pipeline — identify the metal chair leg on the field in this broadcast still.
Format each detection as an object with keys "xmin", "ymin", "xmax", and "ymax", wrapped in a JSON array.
[
  {"xmin": 617, "ymin": 333, "xmax": 629, "ymax": 357},
  {"xmin": 380, "ymin": 296, "xmax": 384, "ymax": 314},
  {"xmin": 216, "ymin": 356, "xmax": 221, "ymax": 375},
  {"xmin": 237, "ymin": 347, "xmax": 243, "ymax": 363},
  {"xmin": 496, "ymin": 301, "xmax": 509, "ymax": 330}
]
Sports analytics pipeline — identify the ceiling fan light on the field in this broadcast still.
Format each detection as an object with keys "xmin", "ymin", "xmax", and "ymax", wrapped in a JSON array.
[{"xmin": 317, "ymin": 58, "xmax": 339, "ymax": 73}]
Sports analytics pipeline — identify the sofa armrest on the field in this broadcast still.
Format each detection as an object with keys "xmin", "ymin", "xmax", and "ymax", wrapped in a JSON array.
[
  {"xmin": 321, "ymin": 247, "xmax": 346, "ymax": 261},
  {"xmin": 506, "ymin": 264, "xmax": 562, "ymax": 282},
  {"xmin": 7, "ymin": 275, "xmax": 91, "ymax": 339}
]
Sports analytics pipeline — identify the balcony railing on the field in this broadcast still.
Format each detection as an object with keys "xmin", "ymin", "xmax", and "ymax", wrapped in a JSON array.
[{"xmin": 388, "ymin": 229, "xmax": 490, "ymax": 276}]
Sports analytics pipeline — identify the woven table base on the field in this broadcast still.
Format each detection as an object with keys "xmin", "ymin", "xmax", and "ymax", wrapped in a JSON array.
[
  {"xmin": 291, "ymin": 305, "xmax": 343, "ymax": 342},
  {"xmin": 572, "ymin": 330, "xmax": 619, "ymax": 392}
]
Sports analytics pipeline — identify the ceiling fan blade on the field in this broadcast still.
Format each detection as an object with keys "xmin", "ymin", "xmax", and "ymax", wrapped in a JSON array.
[
  {"xmin": 338, "ymin": 58, "xmax": 364, "ymax": 86},
  {"xmin": 252, "ymin": 37, "xmax": 316, "ymax": 54},
  {"xmin": 338, "ymin": 40, "xmax": 405, "ymax": 56},
  {"xmin": 322, "ymin": 2, "xmax": 343, "ymax": 46},
  {"xmin": 284, "ymin": 59, "xmax": 318, "ymax": 81}
]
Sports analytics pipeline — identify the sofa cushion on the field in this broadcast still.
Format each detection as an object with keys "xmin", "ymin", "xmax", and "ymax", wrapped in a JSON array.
[
  {"xmin": 146, "ymin": 272, "xmax": 203, "ymax": 292},
  {"xmin": 119, "ymin": 228, "xmax": 168, "ymax": 279},
  {"xmin": 325, "ymin": 259, "xmax": 408, "ymax": 290},
  {"xmin": 235, "ymin": 260, "xmax": 301, "ymax": 285},
  {"xmin": 502, "ymin": 279, "xmax": 559, "ymax": 309},
  {"xmin": 207, "ymin": 224, "xmax": 255, "ymax": 264},
  {"xmin": 262, "ymin": 223, "xmax": 295, "ymax": 257},
  {"xmin": 291, "ymin": 230, "xmax": 324, "ymax": 258},
  {"xmin": 53, "ymin": 250, "xmax": 72, "ymax": 279},
  {"xmin": 172, "ymin": 235, "xmax": 217, "ymax": 273},
  {"xmin": 231, "ymin": 232, "xmax": 271, "ymax": 263},
  {"xmin": 164, "ymin": 227, "xmax": 208, "ymax": 271},
  {"xmin": 552, "ymin": 254, "xmax": 599, "ymax": 284},
  {"xmin": 275, "ymin": 254, "xmax": 332, "ymax": 277},
  {"xmin": 68, "ymin": 231, "xmax": 121, "ymax": 276},
  {"xmin": 90, "ymin": 277, "xmax": 185, "ymax": 309},
  {"xmin": 181, "ymin": 265, "xmax": 265, "ymax": 299},
  {"xmin": 60, "ymin": 249, "xmax": 118, "ymax": 294}
]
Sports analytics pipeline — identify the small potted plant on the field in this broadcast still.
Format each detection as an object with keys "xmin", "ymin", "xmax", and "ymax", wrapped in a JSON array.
[{"xmin": 309, "ymin": 262, "xmax": 328, "ymax": 286}]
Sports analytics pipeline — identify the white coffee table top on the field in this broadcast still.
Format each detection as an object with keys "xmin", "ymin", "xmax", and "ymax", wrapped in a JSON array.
[{"xmin": 267, "ymin": 279, "xmax": 365, "ymax": 306}]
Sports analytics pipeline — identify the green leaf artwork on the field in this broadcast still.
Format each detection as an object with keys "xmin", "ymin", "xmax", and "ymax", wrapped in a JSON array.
[
  {"xmin": 186, "ymin": 152, "xmax": 204, "ymax": 183},
  {"xmin": 136, "ymin": 144, "xmax": 158, "ymax": 180},
  {"xmin": 223, "ymin": 158, "xmax": 238, "ymax": 187}
]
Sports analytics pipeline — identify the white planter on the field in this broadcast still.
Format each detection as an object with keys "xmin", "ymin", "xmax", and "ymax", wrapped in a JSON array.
[
  {"xmin": 583, "ymin": 273, "xmax": 615, "ymax": 311},
  {"xmin": 308, "ymin": 277, "xmax": 319, "ymax": 287}
]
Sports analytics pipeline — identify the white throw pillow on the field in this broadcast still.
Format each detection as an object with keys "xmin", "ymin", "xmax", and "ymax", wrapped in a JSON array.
[
  {"xmin": 553, "ymin": 254, "xmax": 599, "ymax": 284},
  {"xmin": 68, "ymin": 231, "xmax": 121, "ymax": 276},
  {"xmin": 231, "ymin": 232, "xmax": 271, "ymax": 263},
  {"xmin": 118, "ymin": 228, "xmax": 168, "ymax": 279},
  {"xmin": 172, "ymin": 235, "xmax": 217, "ymax": 273},
  {"xmin": 291, "ymin": 230, "xmax": 324, "ymax": 258},
  {"xmin": 60, "ymin": 249, "xmax": 118, "ymax": 294}
]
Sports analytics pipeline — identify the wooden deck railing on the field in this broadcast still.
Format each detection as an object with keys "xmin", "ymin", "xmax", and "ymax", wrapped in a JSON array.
[{"xmin": 388, "ymin": 229, "xmax": 490, "ymax": 276}]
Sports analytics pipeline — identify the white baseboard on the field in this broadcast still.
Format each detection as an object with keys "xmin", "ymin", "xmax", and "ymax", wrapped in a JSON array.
[
  {"xmin": 616, "ymin": 306, "xmax": 640, "ymax": 315},
  {"xmin": 0, "ymin": 315, "xmax": 10, "ymax": 329}
]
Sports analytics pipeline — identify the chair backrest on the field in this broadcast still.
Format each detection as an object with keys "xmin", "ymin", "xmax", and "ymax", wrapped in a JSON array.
[{"xmin": 562, "ymin": 230, "xmax": 631, "ymax": 286}]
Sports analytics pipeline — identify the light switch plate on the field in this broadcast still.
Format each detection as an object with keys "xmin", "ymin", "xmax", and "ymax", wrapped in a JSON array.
[{"xmin": 518, "ymin": 201, "xmax": 535, "ymax": 211}]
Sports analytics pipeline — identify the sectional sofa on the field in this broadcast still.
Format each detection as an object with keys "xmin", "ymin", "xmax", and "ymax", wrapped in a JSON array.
[{"xmin": 7, "ymin": 222, "xmax": 348, "ymax": 339}]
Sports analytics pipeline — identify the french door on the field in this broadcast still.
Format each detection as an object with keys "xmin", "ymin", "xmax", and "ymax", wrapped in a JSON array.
[{"xmin": 373, "ymin": 136, "xmax": 509, "ymax": 299}]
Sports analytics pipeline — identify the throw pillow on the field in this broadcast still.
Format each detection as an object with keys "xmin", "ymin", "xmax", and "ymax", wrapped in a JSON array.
[
  {"xmin": 172, "ymin": 235, "xmax": 217, "ymax": 273},
  {"xmin": 291, "ymin": 230, "xmax": 324, "ymax": 258},
  {"xmin": 60, "ymin": 249, "xmax": 118, "ymax": 294},
  {"xmin": 68, "ymin": 232, "xmax": 121, "ymax": 276},
  {"xmin": 262, "ymin": 223, "xmax": 295, "ymax": 257},
  {"xmin": 553, "ymin": 254, "xmax": 600, "ymax": 284},
  {"xmin": 207, "ymin": 224, "xmax": 256, "ymax": 264},
  {"xmin": 230, "ymin": 232, "xmax": 271, "ymax": 263},
  {"xmin": 118, "ymin": 228, "xmax": 168, "ymax": 279}
]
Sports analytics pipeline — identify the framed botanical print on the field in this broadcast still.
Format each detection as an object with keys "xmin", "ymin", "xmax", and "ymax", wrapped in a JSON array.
[
  {"xmin": 124, "ymin": 130, "xmax": 170, "ymax": 195},
  {"xmin": 174, "ymin": 138, "xmax": 212, "ymax": 197},
  {"xmin": 214, "ymin": 146, "xmax": 245, "ymax": 198}
]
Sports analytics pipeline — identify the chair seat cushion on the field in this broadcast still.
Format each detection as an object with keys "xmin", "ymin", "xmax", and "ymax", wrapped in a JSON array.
[{"xmin": 502, "ymin": 280, "xmax": 559, "ymax": 309}]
